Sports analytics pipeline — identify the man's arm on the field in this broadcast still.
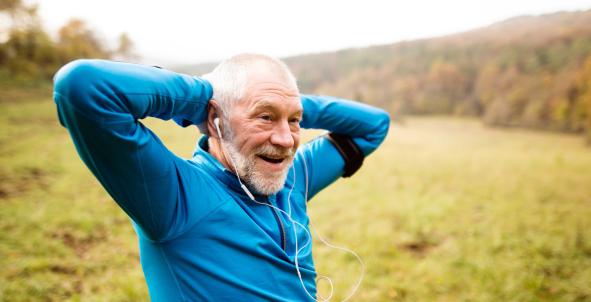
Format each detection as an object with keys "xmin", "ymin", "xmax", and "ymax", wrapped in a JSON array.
[
  {"xmin": 295, "ymin": 95, "xmax": 391, "ymax": 200},
  {"xmin": 53, "ymin": 59, "xmax": 215, "ymax": 241}
]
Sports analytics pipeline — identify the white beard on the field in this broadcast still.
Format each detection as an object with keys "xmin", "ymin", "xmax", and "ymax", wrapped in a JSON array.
[{"xmin": 222, "ymin": 139, "xmax": 294, "ymax": 195}]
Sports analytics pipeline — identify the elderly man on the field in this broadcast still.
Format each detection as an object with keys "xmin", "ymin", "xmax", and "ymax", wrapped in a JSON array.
[{"xmin": 53, "ymin": 54, "xmax": 390, "ymax": 301}]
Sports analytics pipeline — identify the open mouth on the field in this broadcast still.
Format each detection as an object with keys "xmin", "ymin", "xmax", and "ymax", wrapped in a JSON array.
[{"xmin": 257, "ymin": 155, "xmax": 285, "ymax": 164}]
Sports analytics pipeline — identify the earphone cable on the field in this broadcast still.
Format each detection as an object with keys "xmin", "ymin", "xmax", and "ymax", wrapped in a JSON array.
[{"xmin": 216, "ymin": 123, "xmax": 364, "ymax": 301}]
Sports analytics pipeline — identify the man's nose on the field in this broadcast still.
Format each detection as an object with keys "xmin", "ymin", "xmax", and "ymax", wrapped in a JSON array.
[{"xmin": 270, "ymin": 120, "xmax": 294, "ymax": 149}]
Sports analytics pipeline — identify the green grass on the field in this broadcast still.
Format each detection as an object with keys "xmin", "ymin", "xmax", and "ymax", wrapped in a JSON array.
[{"xmin": 1, "ymin": 94, "xmax": 590, "ymax": 301}]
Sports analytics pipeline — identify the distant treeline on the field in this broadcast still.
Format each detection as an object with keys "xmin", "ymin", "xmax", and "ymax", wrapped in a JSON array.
[
  {"xmin": 3, "ymin": 1, "xmax": 591, "ymax": 140},
  {"xmin": 282, "ymin": 10, "xmax": 591, "ymax": 140},
  {"xmin": 0, "ymin": 0, "xmax": 135, "ymax": 82}
]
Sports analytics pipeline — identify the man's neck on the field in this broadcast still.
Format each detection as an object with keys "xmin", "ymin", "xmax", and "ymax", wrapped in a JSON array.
[{"xmin": 207, "ymin": 137, "xmax": 233, "ymax": 172}]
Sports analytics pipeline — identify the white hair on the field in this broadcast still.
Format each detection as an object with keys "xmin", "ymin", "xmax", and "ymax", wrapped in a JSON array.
[{"xmin": 199, "ymin": 53, "xmax": 298, "ymax": 135}]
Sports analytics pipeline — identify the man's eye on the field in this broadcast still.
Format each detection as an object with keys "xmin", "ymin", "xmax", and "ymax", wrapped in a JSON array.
[
  {"xmin": 259, "ymin": 115, "xmax": 272, "ymax": 121},
  {"xmin": 289, "ymin": 118, "xmax": 301, "ymax": 124}
]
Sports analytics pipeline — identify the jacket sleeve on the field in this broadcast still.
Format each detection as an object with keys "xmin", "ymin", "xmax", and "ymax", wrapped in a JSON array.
[
  {"xmin": 53, "ymin": 59, "xmax": 214, "ymax": 241},
  {"xmin": 295, "ymin": 95, "xmax": 390, "ymax": 200}
]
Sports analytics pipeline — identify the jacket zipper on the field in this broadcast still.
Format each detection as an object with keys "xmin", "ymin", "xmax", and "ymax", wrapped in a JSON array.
[{"xmin": 265, "ymin": 196, "xmax": 287, "ymax": 251}]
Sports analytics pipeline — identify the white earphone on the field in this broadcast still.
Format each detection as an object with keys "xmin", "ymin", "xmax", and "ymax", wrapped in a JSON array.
[
  {"xmin": 212, "ymin": 115, "xmax": 364, "ymax": 301},
  {"xmin": 214, "ymin": 117, "xmax": 222, "ymax": 139}
]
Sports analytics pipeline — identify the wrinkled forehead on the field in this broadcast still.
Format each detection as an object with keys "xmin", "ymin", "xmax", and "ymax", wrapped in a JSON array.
[
  {"xmin": 238, "ymin": 71, "xmax": 301, "ymax": 109},
  {"xmin": 245, "ymin": 68, "xmax": 298, "ymax": 93}
]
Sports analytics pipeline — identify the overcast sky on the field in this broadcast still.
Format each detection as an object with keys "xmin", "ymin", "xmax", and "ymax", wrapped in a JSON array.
[{"xmin": 35, "ymin": 0, "xmax": 591, "ymax": 66}]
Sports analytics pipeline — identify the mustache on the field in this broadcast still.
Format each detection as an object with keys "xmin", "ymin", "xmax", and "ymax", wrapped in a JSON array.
[{"xmin": 253, "ymin": 144, "xmax": 295, "ymax": 158}]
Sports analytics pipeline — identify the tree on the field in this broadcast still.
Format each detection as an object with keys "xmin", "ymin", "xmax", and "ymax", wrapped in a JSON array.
[
  {"xmin": 574, "ymin": 55, "xmax": 591, "ymax": 142},
  {"xmin": 0, "ymin": 0, "xmax": 39, "ymax": 32},
  {"xmin": 57, "ymin": 18, "xmax": 109, "ymax": 61},
  {"xmin": 113, "ymin": 32, "xmax": 138, "ymax": 62},
  {"xmin": 0, "ymin": 0, "xmax": 58, "ymax": 79},
  {"xmin": 0, "ymin": 0, "xmax": 23, "ymax": 11},
  {"xmin": 3, "ymin": 26, "xmax": 57, "ymax": 78}
]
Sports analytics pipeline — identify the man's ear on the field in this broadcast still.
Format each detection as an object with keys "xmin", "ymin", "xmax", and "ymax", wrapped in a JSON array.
[{"xmin": 207, "ymin": 99, "xmax": 221, "ymax": 139}]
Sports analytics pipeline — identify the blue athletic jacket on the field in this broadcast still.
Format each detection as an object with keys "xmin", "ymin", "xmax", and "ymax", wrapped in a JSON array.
[{"xmin": 53, "ymin": 59, "xmax": 390, "ymax": 301}]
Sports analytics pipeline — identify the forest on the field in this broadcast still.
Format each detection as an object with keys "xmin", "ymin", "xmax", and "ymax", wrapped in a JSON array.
[
  {"xmin": 181, "ymin": 10, "xmax": 591, "ymax": 141},
  {"xmin": 3, "ymin": 0, "xmax": 591, "ymax": 141},
  {"xmin": 284, "ymin": 10, "xmax": 591, "ymax": 140},
  {"xmin": 0, "ymin": 0, "xmax": 133, "ymax": 83}
]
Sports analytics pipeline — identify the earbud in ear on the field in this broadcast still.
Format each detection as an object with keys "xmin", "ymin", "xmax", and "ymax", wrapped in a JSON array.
[{"xmin": 214, "ymin": 117, "xmax": 223, "ymax": 139}]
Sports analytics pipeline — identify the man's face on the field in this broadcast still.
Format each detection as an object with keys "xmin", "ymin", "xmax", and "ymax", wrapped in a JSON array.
[{"xmin": 222, "ymin": 73, "xmax": 302, "ymax": 195}]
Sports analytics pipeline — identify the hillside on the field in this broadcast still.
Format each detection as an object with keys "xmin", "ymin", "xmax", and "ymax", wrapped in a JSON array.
[{"xmin": 177, "ymin": 9, "xmax": 591, "ymax": 139}]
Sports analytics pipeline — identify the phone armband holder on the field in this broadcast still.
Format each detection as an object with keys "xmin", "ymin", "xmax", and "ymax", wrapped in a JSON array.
[{"xmin": 326, "ymin": 132, "xmax": 364, "ymax": 178}]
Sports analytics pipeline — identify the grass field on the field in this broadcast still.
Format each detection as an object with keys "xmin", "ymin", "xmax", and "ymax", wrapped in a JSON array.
[{"xmin": 1, "ymin": 93, "xmax": 590, "ymax": 301}]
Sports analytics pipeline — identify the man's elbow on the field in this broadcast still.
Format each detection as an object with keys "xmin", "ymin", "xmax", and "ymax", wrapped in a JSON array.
[
  {"xmin": 53, "ymin": 59, "xmax": 117, "ymax": 123},
  {"xmin": 373, "ymin": 108, "xmax": 391, "ymax": 144},
  {"xmin": 369, "ymin": 108, "xmax": 391, "ymax": 150},
  {"xmin": 53, "ymin": 59, "xmax": 103, "ymax": 106},
  {"xmin": 355, "ymin": 107, "xmax": 391, "ymax": 156},
  {"xmin": 377, "ymin": 109, "xmax": 391, "ymax": 136}
]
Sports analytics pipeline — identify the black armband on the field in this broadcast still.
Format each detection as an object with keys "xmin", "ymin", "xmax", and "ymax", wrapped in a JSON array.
[{"xmin": 326, "ymin": 132, "xmax": 365, "ymax": 177}]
